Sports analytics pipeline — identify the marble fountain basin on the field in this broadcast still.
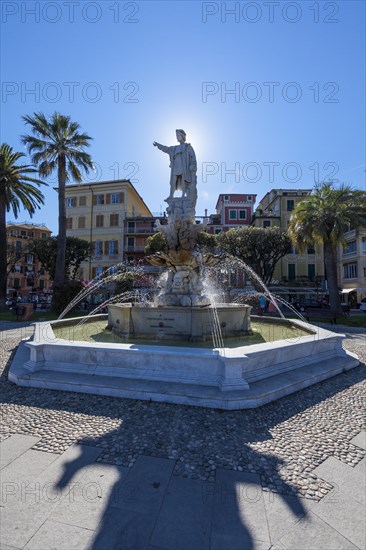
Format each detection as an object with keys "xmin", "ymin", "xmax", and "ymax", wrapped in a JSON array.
[{"xmin": 9, "ymin": 312, "xmax": 359, "ymax": 410}]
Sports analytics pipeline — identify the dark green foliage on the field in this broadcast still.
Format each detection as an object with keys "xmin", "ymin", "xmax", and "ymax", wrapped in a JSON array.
[
  {"xmin": 31, "ymin": 236, "xmax": 93, "ymax": 280},
  {"xmin": 218, "ymin": 227, "xmax": 292, "ymax": 285}
]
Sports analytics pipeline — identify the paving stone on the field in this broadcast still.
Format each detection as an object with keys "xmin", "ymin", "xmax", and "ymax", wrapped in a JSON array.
[
  {"xmin": 23, "ymin": 519, "xmax": 94, "ymax": 549},
  {"xmin": 150, "ymin": 477, "xmax": 213, "ymax": 550},
  {"xmin": 212, "ymin": 533, "xmax": 271, "ymax": 550},
  {"xmin": 312, "ymin": 491, "xmax": 366, "ymax": 549},
  {"xmin": 355, "ymin": 457, "xmax": 366, "ymax": 472},
  {"xmin": 50, "ymin": 463, "xmax": 128, "ymax": 530},
  {"xmin": 1, "ymin": 449, "xmax": 58, "ymax": 507},
  {"xmin": 0, "ymin": 435, "xmax": 40, "ymax": 470},
  {"xmin": 210, "ymin": 468, "xmax": 270, "ymax": 548},
  {"xmin": 263, "ymin": 491, "xmax": 315, "ymax": 545},
  {"xmin": 313, "ymin": 456, "xmax": 355, "ymax": 482},
  {"xmin": 274, "ymin": 511, "xmax": 358, "ymax": 549},
  {"xmin": 350, "ymin": 431, "xmax": 366, "ymax": 450},
  {"xmin": 313, "ymin": 456, "xmax": 365, "ymax": 506},
  {"xmin": 0, "ymin": 444, "xmax": 101, "ymax": 548},
  {"xmin": 110, "ymin": 455, "xmax": 175, "ymax": 514},
  {"xmin": 92, "ymin": 506, "xmax": 156, "ymax": 550}
]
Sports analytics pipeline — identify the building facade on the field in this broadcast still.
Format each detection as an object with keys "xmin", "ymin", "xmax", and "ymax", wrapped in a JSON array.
[
  {"xmin": 338, "ymin": 228, "xmax": 366, "ymax": 305},
  {"xmin": 6, "ymin": 222, "xmax": 52, "ymax": 300},
  {"xmin": 204, "ymin": 194, "xmax": 257, "ymax": 234},
  {"xmin": 124, "ymin": 215, "xmax": 167, "ymax": 264},
  {"xmin": 252, "ymin": 189, "xmax": 325, "ymax": 286},
  {"xmin": 65, "ymin": 179, "xmax": 153, "ymax": 280}
]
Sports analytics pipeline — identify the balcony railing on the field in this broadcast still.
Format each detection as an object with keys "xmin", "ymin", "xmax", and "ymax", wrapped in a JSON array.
[
  {"xmin": 124, "ymin": 227, "xmax": 155, "ymax": 234},
  {"xmin": 125, "ymin": 246, "xmax": 146, "ymax": 252}
]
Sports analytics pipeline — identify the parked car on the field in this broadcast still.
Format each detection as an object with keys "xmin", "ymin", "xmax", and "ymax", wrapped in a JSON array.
[{"xmin": 359, "ymin": 298, "xmax": 366, "ymax": 312}]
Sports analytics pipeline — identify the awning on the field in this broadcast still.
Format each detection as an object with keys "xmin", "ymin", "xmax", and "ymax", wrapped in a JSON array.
[{"xmin": 341, "ymin": 288, "xmax": 356, "ymax": 294}]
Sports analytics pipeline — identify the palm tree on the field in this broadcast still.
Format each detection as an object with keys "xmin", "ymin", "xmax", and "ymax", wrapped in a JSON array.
[
  {"xmin": 0, "ymin": 144, "xmax": 46, "ymax": 309},
  {"xmin": 288, "ymin": 183, "xmax": 366, "ymax": 314},
  {"xmin": 22, "ymin": 113, "xmax": 94, "ymax": 287}
]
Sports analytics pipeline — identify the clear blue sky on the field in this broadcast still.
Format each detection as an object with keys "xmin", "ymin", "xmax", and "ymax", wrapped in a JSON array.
[{"xmin": 1, "ymin": 0, "xmax": 365, "ymax": 233}]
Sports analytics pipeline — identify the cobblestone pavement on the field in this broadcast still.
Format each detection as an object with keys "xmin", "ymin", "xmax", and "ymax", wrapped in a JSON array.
[{"xmin": 1, "ymin": 322, "xmax": 365, "ymax": 501}]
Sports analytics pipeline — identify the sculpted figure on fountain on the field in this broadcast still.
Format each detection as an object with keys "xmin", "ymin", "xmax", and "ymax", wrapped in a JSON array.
[{"xmin": 151, "ymin": 129, "xmax": 218, "ymax": 306}]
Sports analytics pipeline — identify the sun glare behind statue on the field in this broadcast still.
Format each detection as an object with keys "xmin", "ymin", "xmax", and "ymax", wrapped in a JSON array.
[{"xmin": 152, "ymin": 118, "xmax": 211, "ymax": 159}]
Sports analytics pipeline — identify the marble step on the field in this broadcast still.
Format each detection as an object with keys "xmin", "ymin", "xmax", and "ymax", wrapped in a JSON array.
[{"xmin": 9, "ymin": 342, "xmax": 359, "ymax": 410}]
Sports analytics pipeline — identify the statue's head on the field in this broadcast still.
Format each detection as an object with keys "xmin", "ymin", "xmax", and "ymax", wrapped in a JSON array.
[{"xmin": 176, "ymin": 129, "xmax": 186, "ymax": 143}]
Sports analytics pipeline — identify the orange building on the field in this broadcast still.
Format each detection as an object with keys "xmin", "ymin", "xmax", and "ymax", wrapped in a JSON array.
[{"xmin": 6, "ymin": 222, "xmax": 52, "ymax": 301}]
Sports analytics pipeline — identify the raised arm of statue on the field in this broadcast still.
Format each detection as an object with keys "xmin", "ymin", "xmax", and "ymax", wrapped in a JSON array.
[{"xmin": 153, "ymin": 142, "xmax": 170, "ymax": 154}]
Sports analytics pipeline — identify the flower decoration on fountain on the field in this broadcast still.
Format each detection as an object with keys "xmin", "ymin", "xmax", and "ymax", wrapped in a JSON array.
[{"xmin": 150, "ymin": 129, "xmax": 220, "ymax": 307}]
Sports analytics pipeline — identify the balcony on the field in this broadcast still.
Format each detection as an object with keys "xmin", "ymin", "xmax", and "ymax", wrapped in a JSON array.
[
  {"xmin": 124, "ymin": 227, "xmax": 155, "ymax": 234},
  {"xmin": 125, "ymin": 246, "xmax": 146, "ymax": 253}
]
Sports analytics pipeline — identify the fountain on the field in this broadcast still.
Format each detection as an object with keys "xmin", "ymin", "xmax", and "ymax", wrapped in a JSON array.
[
  {"xmin": 108, "ymin": 129, "xmax": 251, "ymax": 341},
  {"xmin": 8, "ymin": 129, "xmax": 359, "ymax": 409}
]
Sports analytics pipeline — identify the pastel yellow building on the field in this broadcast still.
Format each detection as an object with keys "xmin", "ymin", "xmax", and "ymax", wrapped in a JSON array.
[
  {"xmin": 65, "ymin": 179, "xmax": 152, "ymax": 280},
  {"xmin": 252, "ymin": 189, "xmax": 325, "ymax": 285}
]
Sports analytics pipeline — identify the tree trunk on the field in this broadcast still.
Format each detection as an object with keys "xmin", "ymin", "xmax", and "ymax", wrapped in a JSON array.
[
  {"xmin": 324, "ymin": 239, "xmax": 341, "ymax": 314},
  {"xmin": 0, "ymin": 186, "xmax": 8, "ymax": 310},
  {"xmin": 53, "ymin": 155, "xmax": 67, "ymax": 286}
]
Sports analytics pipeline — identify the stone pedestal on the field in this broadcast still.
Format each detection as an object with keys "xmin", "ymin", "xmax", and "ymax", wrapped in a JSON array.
[{"xmin": 108, "ymin": 303, "xmax": 252, "ymax": 341}]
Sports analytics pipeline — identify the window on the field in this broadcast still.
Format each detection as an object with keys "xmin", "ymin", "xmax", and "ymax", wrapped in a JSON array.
[
  {"xmin": 96, "ymin": 215, "xmax": 104, "ymax": 227},
  {"xmin": 247, "ymin": 196, "xmax": 252, "ymax": 202},
  {"xmin": 20, "ymin": 230, "xmax": 26, "ymax": 237},
  {"xmin": 13, "ymin": 278, "xmax": 20, "ymax": 289},
  {"xmin": 39, "ymin": 268, "xmax": 45, "ymax": 275},
  {"xmin": 307, "ymin": 245, "xmax": 315, "ymax": 255},
  {"xmin": 308, "ymin": 264, "xmax": 315, "ymax": 281},
  {"xmin": 214, "ymin": 228, "xmax": 222, "ymax": 234},
  {"xmin": 288, "ymin": 264, "xmax": 296, "ymax": 280},
  {"xmin": 16, "ymin": 241, "xmax": 22, "ymax": 252},
  {"xmin": 41, "ymin": 232, "xmax": 47, "ymax": 239},
  {"xmin": 343, "ymin": 240, "xmax": 357, "ymax": 255},
  {"xmin": 94, "ymin": 241, "xmax": 103, "ymax": 256},
  {"xmin": 263, "ymin": 220, "xmax": 271, "ymax": 228},
  {"xmin": 224, "ymin": 195, "xmax": 229, "ymax": 201},
  {"xmin": 110, "ymin": 213, "xmax": 119, "ymax": 227},
  {"xmin": 287, "ymin": 200, "xmax": 295, "ymax": 211},
  {"xmin": 344, "ymin": 262, "xmax": 358, "ymax": 279},
  {"xmin": 109, "ymin": 241, "xmax": 119, "ymax": 256},
  {"xmin": 127, "ymin": 237, "xmax": 135, "ymax": 250},
  {"xmin": 238, "ymin": 210, "xmax": 246, "ymax": 220},
  {"xmin": 78, "ymin": 216, "xmax": 86, "ymax": 229},
  {"xmin": 96, "ymin": 195, "xmax": 104, "ymax": 205},
  {"xmin": 79, "ymin": 196, "xmax": 86, "ymax": 207},
  {"xmin": 66, "ymin": 217, "xmax": 73, "ymax": 229},
  {"xmin": 95, "ymin": 267, "xmax": 104, "ymax": 277},
  {"xmin": 39, "ymin": 279, "xmax": 45, "ymax": 290},
  {"xmin": 229, "ymin": 209, "xmax": 237, "ymax": 220},
  {"xmin": 127, "ymin": 222, "xmax": 135, "ymax": 232},
  {"xmin": 26, "ymin": 254, "xmax": 34, "ymax": 264},
  {"xmin": 66, "ymin": 197, "xmax": 76, "ymax": 208},
  {"xmin": 111, "ymin": 193, "xmax": 119, "ymax": 204}
]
